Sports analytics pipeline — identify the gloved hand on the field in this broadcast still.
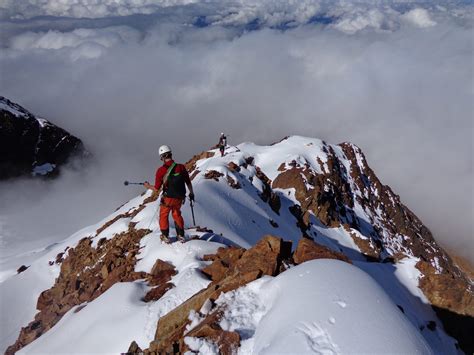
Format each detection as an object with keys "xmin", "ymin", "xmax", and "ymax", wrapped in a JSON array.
[{"xmin": 189, "ymin": 192, "xmax": 195, "ymax": 202}]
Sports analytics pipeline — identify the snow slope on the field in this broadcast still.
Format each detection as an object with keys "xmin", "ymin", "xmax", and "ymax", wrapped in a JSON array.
[
  {"xmin": 0, "ymin": 136, "xmax": 460, "ymax": 354},
  {"xmin": 19, "ymin": 239, "xmax": 223, "ymax": 353},
  {"xmin": 203, "ymin": 260, "xmax": 433, "ymax": 354}
]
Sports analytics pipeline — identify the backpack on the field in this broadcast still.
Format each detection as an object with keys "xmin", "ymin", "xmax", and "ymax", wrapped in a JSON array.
[{"xmin": 163, "ymin": 163, "xmax": 186, "ymax": 199}]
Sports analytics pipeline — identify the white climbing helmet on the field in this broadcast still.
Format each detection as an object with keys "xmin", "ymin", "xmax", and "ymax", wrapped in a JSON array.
[{"xmin": 158, "ymin": 145, "xmax": 172, "ymax": 156}]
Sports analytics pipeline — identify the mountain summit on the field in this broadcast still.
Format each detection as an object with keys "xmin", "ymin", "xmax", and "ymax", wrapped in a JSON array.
[{"xmin": 2, "ymin": 136, "xmax": 472, "ymax": 354}]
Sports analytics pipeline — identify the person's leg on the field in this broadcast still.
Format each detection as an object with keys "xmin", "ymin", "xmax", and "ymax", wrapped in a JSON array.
[
  {"xmin": 159, "ymin": 201, "xmax": 171, "ymax": 240},
  {"xmin": 169, "ymin": 199, "xmax": 185, "ymax": 238}
]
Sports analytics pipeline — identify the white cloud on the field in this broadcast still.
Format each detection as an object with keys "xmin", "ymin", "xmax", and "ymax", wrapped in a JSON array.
[
  {"xmin": 0, "ymin": 2, "xmax": 472, "ymax": 262},
  {"xmin": 333, "ymin": 8, "xmax": 387, "ymax": 34},
  {"xmin": 1, "ymin": 0, "xmax": 472, "ymax": 34},
  {"xmin": 0, "ymin": 0, "xmax": 199, "ymax": 19},
  {"xmin": 8, "ymin": 26, "xmax": 141, "ymax": 60},
  {"xmin": 402, "ymin": 8, "xmax": 437, "ymax": 28}
]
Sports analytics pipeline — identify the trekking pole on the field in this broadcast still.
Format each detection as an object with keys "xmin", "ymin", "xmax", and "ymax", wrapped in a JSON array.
[
  {"xmin": 189, "ymin": 198, "xmax": 196, "ymax": 226},
  {"xmin": 124, "ymin": 181, "xmax": 145, "ymax": 186}
]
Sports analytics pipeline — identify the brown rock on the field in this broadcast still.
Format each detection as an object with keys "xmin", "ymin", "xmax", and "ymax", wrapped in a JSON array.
[
  {"xmin": 226, "ymin": 174, "xmax": 241, "ymax": 189},
  {"xmin": 227, "ymin": 162, "xmax": 241, "ymax": 172},
  {"xmin": 202, "ymin": 254, "xmax": 217, "ymax": 261},
  {"xmin": 150, "ymin": 259, "xmax": 175, "ymax": 276},
  {"xmin": 185, "ymin": 308, "xmax": 240, "ymax": 355},
  {"xmin": 7, "ymin": 225, "xmax": 150, "ymax": 355},
  {"xmin": 234, "ymin": 236, "xmax": 280, "ymax": 276},
  {"xmin": 417, "ymin": 261, "xmax": 473, "ymax": 316},
  {"xmin": 143, "ymin": 283, "xmax": 174, "ymax": 302},
  {"xmin": 204, "ymin": 170, "xmax": 224, "ymax": 181},
  {"xmin": 147, "ymin": 269, "xmax": 176, "ymax": 287},
  {"xmin": 214, "ymin": 246, "xmax": 245, "ymax": 266},
  {"xmin": 185, "ymin": 150, "xmax": 215, "ymax": 177},
  {"xmin": 127, "ymin": 340, "xmax": 143, "ymax": 354},
  {"xmin": 293, "ymin": 237, "xmax": 351, "ymax": 265},
  {"xmin": 148, "ymin": 236, "xmax": 291, "ymax": 354},
  {"xmin": 201, "ymin": 260, "xmax": 229, "ymax": 282}
]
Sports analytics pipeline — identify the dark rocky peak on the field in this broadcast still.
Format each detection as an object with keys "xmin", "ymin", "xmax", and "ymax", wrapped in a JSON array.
[{"xmin": 0, "ymin": 96, "xmax": 88, "ymax": 179}]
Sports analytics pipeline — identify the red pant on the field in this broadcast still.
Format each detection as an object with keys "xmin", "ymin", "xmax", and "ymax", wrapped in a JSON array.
[{"xmin": 159, "ymin": 197, "xmax": 184, "ymax": 235}]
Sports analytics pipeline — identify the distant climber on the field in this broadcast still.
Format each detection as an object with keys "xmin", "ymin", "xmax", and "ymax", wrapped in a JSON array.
[
  {"xmin": 218, "ymin": 132, "xmax": 227, "ymax": 157},
  {"xmin": 144, "ymin": 145, "xmax": 194, "ymax": 243}
]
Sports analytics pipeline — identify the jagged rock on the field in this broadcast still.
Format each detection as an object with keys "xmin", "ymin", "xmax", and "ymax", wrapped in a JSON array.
[
  {"xmin": 185, "ymin": 150, "xmax": 215, "ymax": 180},
  {"xmin": 201, "ymin": 260, "xmax": 229, "ymax": 282},
  {"xmin": 255, "ymin": 167, "xmax": 281, "ymax": 214},
  {"xmin": 143, "ymin": 283, "xmax": 174, "ymax": 302},
  {"xmin": 0, "ymin": 96, "xmax": 87, "ymax": 179},
  {"xmin": 343, "ymin": 225, "xmax": 381, "ymax": 260},
  {"xmin": 147, "ymin": 260, "xmax": 177, "ymax": 287},
  {"xmin": 226, "ymin": 174, "xmax": 241, "ymax": 189},
  {"xmin": 417, "ymin": 261, "xmax": 473, "ymax": 316},
  {"xmin": 6, "ymin": 225, "xmax": 150, "ymax": 355},
  {"xmin": 205, "ymin": 170, "xmax": 224, "ymax": 181},
  {"xmin": 145, "ymin": 235, "xmax": 291, "ymax": 354},
  {"xmin": 272, "ymin": 139, "xmax": 473, "ymax": 351},
  {"xmin": 184, "ymin": 308, "xmax": 240, "ymax": 355},
  {"xmin": 150, "ymin": 259, "xmax": 175, "ymax": 276},
  {"xmin": 227, "ymin": 162, "xmax": 240, "ymax": 172},
  {"xmin": 127, "ymin": 340, "xmax": 143, "ymax": 354},
  {"xmin": 293, "ymin": 237, "xmax": 351, "ymax": 265}
]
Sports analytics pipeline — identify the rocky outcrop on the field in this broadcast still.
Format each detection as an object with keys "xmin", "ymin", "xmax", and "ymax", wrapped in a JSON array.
[
  {"xmin": 128, "ymin": 235, "xmax": 356, "ymax": 354},
  {"xmin": 6, "ymin": 194, "xmax": 165, "ymax": 354},
  {"xmin": 293, "ymin": 237, "xmax": 351, "ymax": 265},
  {"xmin": 143, "ymin": 235, "xmax": 291, "ymax": 354},
  {"xmin": 269, "ymin": 138, "xmax": 473, "ymax": 354},
  {"xmin": 226, "ymin": 174, "xmax": 241, "ymax": 189},
  {"xmin": 185, "ymin": 150, "xmax": 215, "ymax": 181},
  {"xmin": 255, "ymin": 167, "xmax": 281, "ymax": 214},
  {"xmin": 204, "ymin": 170, "xmax": 224, "ymax": 181},
  {"xmin": 0, "ymin": 96, "xmax": 87, "ymax": 179},
  {"xmin": 6, "ymin": 225, "xmax": 149, "ymax": 355},
  {"xmin": 184, "ymin": 308, "xmax": 240, "ymax": 355}
]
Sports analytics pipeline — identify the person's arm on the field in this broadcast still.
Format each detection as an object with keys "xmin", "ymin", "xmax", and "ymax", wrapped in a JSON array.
[
  {"xmin": 144, "ymin": 168, "xmax": 163, "ymax": 192},
  {"xmin": 182, "ymin": 167, "xmax": 194, "ymax": 200},
  {"xmin": 143, "ymin": 181, "xmax": 157, "ymax": 192}
]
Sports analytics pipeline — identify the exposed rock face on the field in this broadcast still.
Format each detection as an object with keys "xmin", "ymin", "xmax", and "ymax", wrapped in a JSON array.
[
  {"xmin": 184, "ymin": 308, "xmax": 240, "ymax": 355},
  {"xmin": 268, "ymin": 138, "xmax": 473, "ymax": 353},
  {"xmin": 0, "ymin": 96, "xmax": 87, "ymax": 179},
  {"xmin": 204, "ymin": 170, "xmax": 224, "ymax": 181},
  {"xmin": 185, "ymin": 142, "xmax": 473, "ymax": 345},
  {"xmin": 255, "ymin": 167, "xmax": 281, "ymax": 214},
  {"xmin": 293, "ymin": 237, "xmax": 351, "ymax": 265},
  {"xmin": 129, "ymin": 235, "xmax": 355, "ymax": 354},
  {"xmin": 6, "ymin": 225, "xmax": 149, "ymax": 355},
  {"xmin": 6, "ymin": 195, "xmax": 162, "ymax": 354},
  {"xmin": 185, "ymin": 150, "xmax": 215, "ymax": 181},
  {"xmin": 141, "ymin": 235, "xmax": 292, "ymax": 354}
]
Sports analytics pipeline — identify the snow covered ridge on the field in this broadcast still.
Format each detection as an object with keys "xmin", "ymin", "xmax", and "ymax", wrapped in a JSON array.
[
  {"xmin": 2, "ymin": 136, "xmax": 473, "ymax": 354},
  {"xmin": 0, "ymin": 96, "xmax": 87, "ymax": 179}
]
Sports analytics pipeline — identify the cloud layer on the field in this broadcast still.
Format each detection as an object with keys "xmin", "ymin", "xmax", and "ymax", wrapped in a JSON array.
[{"xmin": 0, "ymin": 2, "xmax": 472, "ymax": 261}]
